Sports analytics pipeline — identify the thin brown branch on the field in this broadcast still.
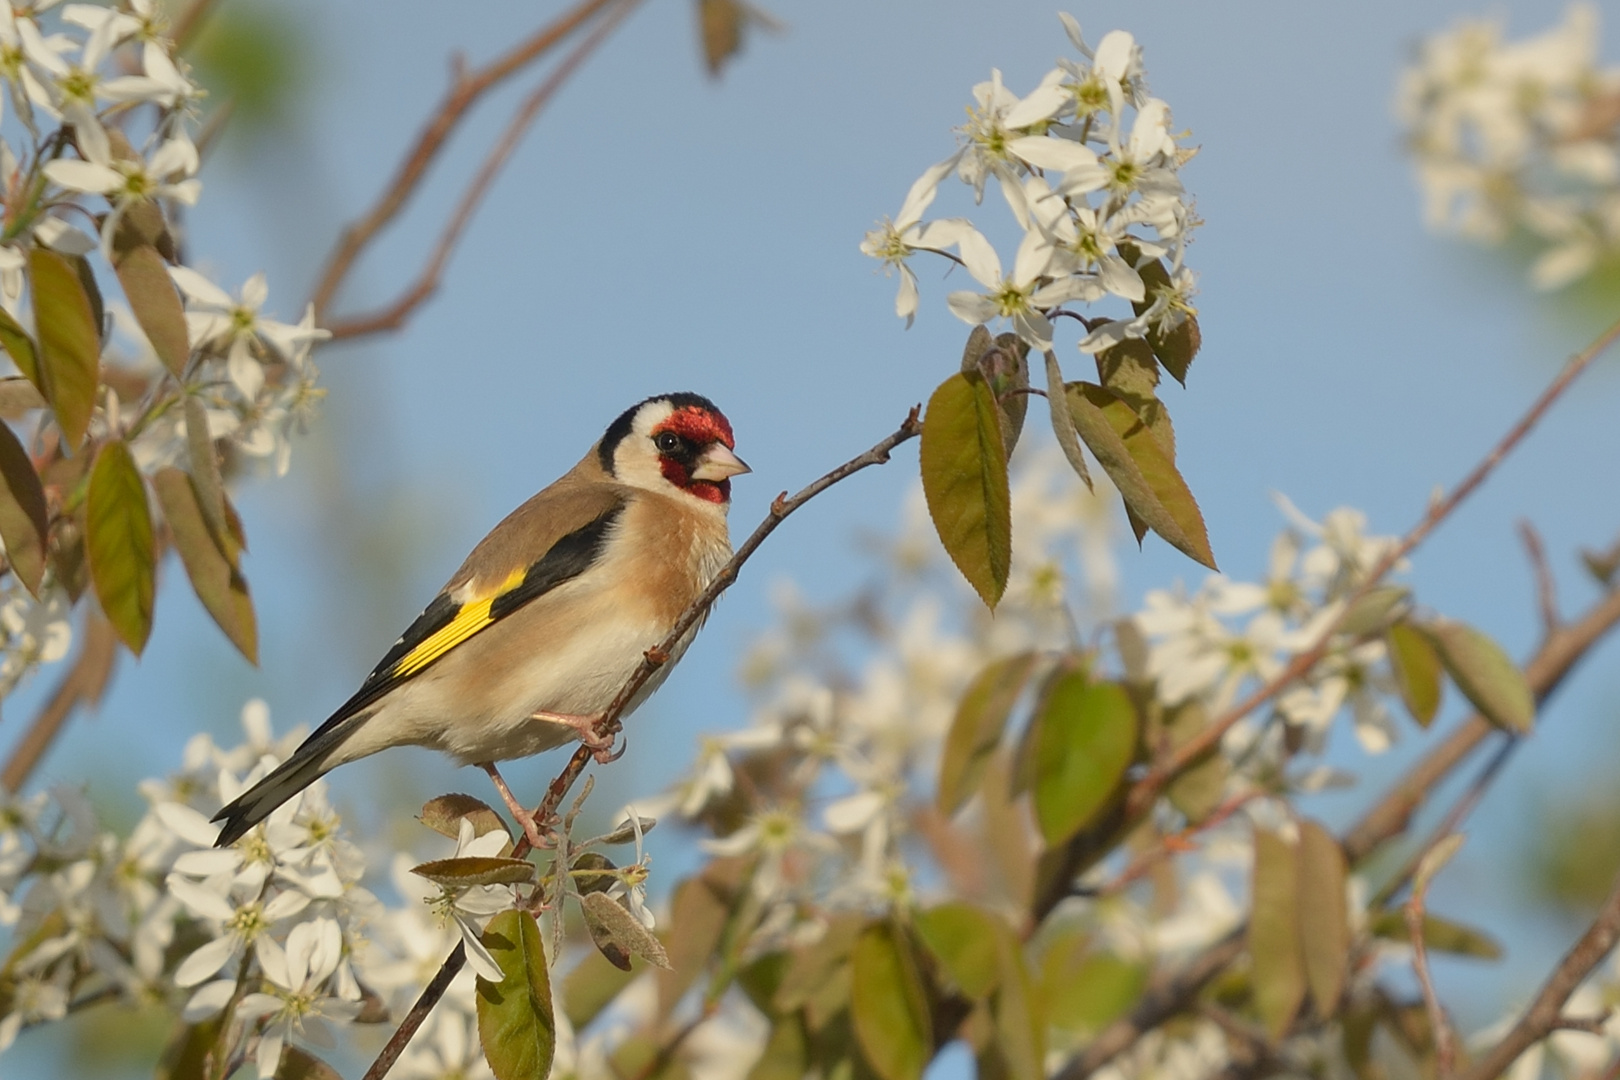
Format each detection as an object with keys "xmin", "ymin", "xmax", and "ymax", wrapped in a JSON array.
[
  {"xmin": 1369, "ymin": 734, "xmax": 1516, "ymax": 910},
  {"xmin": 1, "ymin": 612, "xmax": 118, "ymax": 793},
  {"xmin": 361, "ymin": 409, "xmax": 922, "ymax": 1080},
  {"xmin": 1055, "ymin": 582, "xmax": 1620, "ymax": 1080},
  {"xmin": 1520, "ymin": 520, "xmax": 1561, "ymax": 633},
  {"xmin": 324, "ymin": 0, "xmax": 640, "ymax": 340},
  {"xmin": 309, "ymin": 0, "xmax": 625, "ymax": 323},
  {"xmin": 1456, "ymin": 872, "xmax": 1620, "ymax": 1080},
  {"xmin": 1407, "ymin": 844, "xmax": 1458, "ymax": 1078}
]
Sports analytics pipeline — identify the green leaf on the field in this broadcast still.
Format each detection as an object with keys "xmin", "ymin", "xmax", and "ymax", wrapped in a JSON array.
[
  {"xmin": 1386, "ymin": 622, "xmax": 1443, "ymax": 728},
  {"xmin": 1421, "ymin": 619, "xmax": 1534, "ymax": 734},
  {"xmin": 86, "ymin": 440, "xmax": 154, "ymax": 654},
  {"xmin": 660, "ymin": 863, "xmax": 739, "ymax": 1013},
  {"xmin": 582, "ymin": 890, "xmax": 672, "ymax": 971},
  {"xmin": 1066, "ymin": 382, "xmax": 1215, "ymax": 569},
  {"xmin": 419, "ymin": 793, "xmax": 512, "ymax": 846},
  {"xmin": 1297, "ymin": 821, "xmax": 1349, "ymax": 1015},
  {"xmin": 990, "ymin": 931, "xmax": 1043, "ymax": 1080},
  {"xmin": 921, "ymin": 372, "xmax": 1012, "ymax": 609},
  {"xmin": 183, "ymin": 395, "xmax": 230, "ymax": 559},
  {"xmin": 1338, "ymin": 585, "xmax": 1411, "ymax": 638},
  {"xmin": 410, "ymin": 855, "xmax": 536, "ymax": 888},
  {"xmin": 0, "ymin": 308, "xmax": 39, "ymax": 391},
  {"xmin": 1368, "ymin": 910, "xmax": 1502, "ymax": 959},
  {"xmin": 939, "ymin": 652, "xmax": 1038, "ymax": 816},
  {"xmin": 914, "ymin": 902, "xmax": 1003, "ymax": 999},
  {"xmin": 570, "ymin": 851, "xmax": 619, "ymax": 896},
  {"xmin": 563, "ymin": 949, "xmax": 638, "ymax": 1031},
  {"xmin": 30, "ymin": 247, "xmax": 101, "ymax": 450},
  {"xmin": 750, "ymin": 1019, "xmax": 809, "ymax": 1080},
  {"xmin": 154, "ymin": 1017, "xmax": 223, "ymax": 1080},
  {"xmin": 1040, "ymin": 931, "xmax": 1145, "ymax": 1035},
  {"xmin": 1250, "ymin": 828, "xmax": 1305, "ymax": 1042},
  {"xmin": 850, "ymin": 923, "xmax": 931, "ymax": 1080},
  {"xmin": 698, "ymin": 0, "xmax": 746, "ymax": 75},
  {"xmin": 0, "ymin": 421, "xmax": 48, "ymax": 598},
  {"xmin": 1131, "ymin": 255, "xmax": 1201, "ymax": 384},
  {"xmin": 1031, "ymin": 673, "xmax": 1137, "ymax": 845},
  {"xmin": 275, "ymin": 1046, "xmax": 344, "ymax": 1080},
  {"xmin": 1043, "ymin": 350, "xmax": 1092, "ymax": 490},
  {"xmin": 962, "ymin": 327, "xmax": 1030, "ymax": 460},
  {"xmin": 1094, "ymin": 338, "xmax": 1173, "ymax": 456},
  {"xmin": 477, "ymin": 909, "xmax": 555, "ymax": 1080},
  {"xmin": 113, "ymin": 240, "xmax": 188, "ymax": 377},
  {"xmin": 1162, "ymin": 699, "xmax": 1228, "ymax": 824},
  {"xmin": 776, "ymin": 912, "xmax": 864, "ymax": 1013},
  {"xmin": 152, "ymin": 467, "xmax": 257, "ymax": 663}
]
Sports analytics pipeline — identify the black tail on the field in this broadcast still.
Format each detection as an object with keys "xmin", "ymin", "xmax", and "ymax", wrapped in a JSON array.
[{"xmin": 212, "ymin": 729, "xmax": 348, "ymax": 847}]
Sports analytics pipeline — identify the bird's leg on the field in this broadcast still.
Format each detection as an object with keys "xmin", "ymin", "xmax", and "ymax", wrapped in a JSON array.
[
  {"xmin": 477, "ymin": 762, "xmax": 550, "ymax": 850},
  {"xmin": 532, "ymin": 710, "xmax": 622, "ymax": 764}
]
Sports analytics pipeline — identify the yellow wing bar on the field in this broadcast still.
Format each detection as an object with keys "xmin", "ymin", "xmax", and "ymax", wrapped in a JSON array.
[{"xmin": 390, "ymin": 567, "xmax": 527, "ymax": 679}]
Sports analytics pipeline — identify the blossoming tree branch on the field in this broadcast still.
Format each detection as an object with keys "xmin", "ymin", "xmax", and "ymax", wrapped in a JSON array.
[{"xmin": 0, "ymin": 4, "xmax": 1612, "ymax": 1080}]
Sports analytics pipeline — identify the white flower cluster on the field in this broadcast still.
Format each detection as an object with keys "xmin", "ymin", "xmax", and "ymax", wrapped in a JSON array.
[
  {"xmin": 861, "ymin": 14, "xmax": 1198, "ymax": 354},
  {"xmin": 0, "ymin": 0, "xmax": 327, "ymax": 707},
  {"xmin": 1399, "ymin": 4, "xmax": 1620, "ymax": 289},
  {"xmin": 1136, "ymin": 496, "xmax": 1403, "ymax": 758},
  {"xmin": 125, "ymin": 268, "xmax": 327, "ymax": 480},
  {"xmin": 0, "ymin": 701, "xmax": 532, "ymax": 1077}
]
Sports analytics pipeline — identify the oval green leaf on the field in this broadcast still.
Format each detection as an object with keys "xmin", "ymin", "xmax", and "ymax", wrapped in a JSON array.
[
  {"xmin": 1386, "ymin": 621, "xmax": 1442, "ymax": 728},
  {"xmin": 113, "ymin": 241, "xmax": 188, "ymax": 376},
  {"xmin": 1031, "ymin": 673, "xmax": 1137, "ymax": 845},
  {"xmin": 1041, "ymin": 931, "xmax": 1145, "ymax": 1035},
  {"xmin": 0, "ymin": 308, "xmax": 39, "ymax": 391},
  {"xmin": 0, "ymin": 421, "xmax": 48, "ymax": 597},
  {"xmin": 1250, "ymin": 828, "xmax": 1305, "ymax": 1042},
  {"xmin": 476, "ymin": 908, "xmax": 555, "ymax": 1080},
  {"xmin": 962, "ymin": 327, "xmax": 1030, "ymax": 460},
  {"xmin": 582, "ymin": 890, "xmax": 671, "ymax": 970},
  {"xmin": 1130, "ymin": 254, "xmax": 1201, "ymax": 385},
  {"xmin": 153, "ymin": 467, "xmax": 257, "ymax": 663},
  {"xmin": 1043, "ymin": 350, "xmax": 1093, "ymax": 490},
  {"xmin": 920, "ymin": 372, "xmax": 1012, "ymax": 609},
  {"xmin": 410, "ymin": 855, "xmax": 536, "ymax": 888},
  {"xmin": 991, "ymin": 929, "xmax": 1043, "ymax": 1080},
  {"xmin": 1065, "ymin": 382, "xmax": 1215, "ymax": 570},
  {"xmin": 1298, "ymin": 821, "xmax": 1349, "ymax": 1015},
  {"xmin": 851, "ymin": 923, "xmax": 932, "ymax": 1080},
  {"xmin": 86, "ymin": 440, "xmax": 154, "ymax": 654},
  {"xmin": 419, "ymin": 793, "xmax": 511, "ymax": 845},
  {"xmin": 914, "ymin": 902, "xmax": 1003, "ymax": 999},
  {"xmin": 1367, "ymin": 910, "xmax": 1502, "ymax": 959},
  {"xmin": 29, "ymin": 247, "xmax": 101, "ymax": 450},
  {"xmin": 939, "ymin": 652, "xmax": 1039, "ymax": 816},
  {"xmin": 1422, "ymin": 619, "xmax": 1534, "ymax": 734}
]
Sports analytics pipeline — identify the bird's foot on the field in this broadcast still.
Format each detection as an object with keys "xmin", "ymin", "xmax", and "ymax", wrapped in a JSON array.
[
  {"xmin": 533, "ymin": 711, "xmax": 623, "ymax": 764},
  {"xmin": 478, "ymin": 762, "xmax": 551, "ymax": 850}
]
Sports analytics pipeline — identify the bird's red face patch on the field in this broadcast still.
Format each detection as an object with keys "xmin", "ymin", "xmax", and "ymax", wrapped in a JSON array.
[{"xmin": 654, "ymin": 405, "xmax": 736, "ymax": 504}]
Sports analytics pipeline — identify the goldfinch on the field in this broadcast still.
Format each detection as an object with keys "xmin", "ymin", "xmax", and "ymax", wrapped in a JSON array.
[{"xmin": 212, "ymin": 392, "xmax": 749, "ymax": 848}]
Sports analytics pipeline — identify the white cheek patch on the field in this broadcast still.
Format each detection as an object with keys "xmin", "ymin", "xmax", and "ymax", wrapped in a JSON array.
[{"xmin": 612, "ymin": 400, "xmax": 676, "ymax": 493}]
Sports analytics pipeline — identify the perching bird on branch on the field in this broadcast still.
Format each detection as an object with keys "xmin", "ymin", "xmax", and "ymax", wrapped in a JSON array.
[{"xmin": 212, "ymin": 392, "xmax": 748, "ymax": 849}]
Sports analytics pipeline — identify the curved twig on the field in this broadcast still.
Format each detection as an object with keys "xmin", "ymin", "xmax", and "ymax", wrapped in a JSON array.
[
  {"xmin": 325, "ymin": 0, "xmax": 641, "ymax": 340},
  {"xmin": 309, "ymin": 0, "xmax": 628, "ymax": 325}
]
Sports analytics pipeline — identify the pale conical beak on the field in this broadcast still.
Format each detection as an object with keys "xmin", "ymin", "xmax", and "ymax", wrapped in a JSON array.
[{"xmin": 692, "ymin": 443, "xmax": 751, "ymax": 481}]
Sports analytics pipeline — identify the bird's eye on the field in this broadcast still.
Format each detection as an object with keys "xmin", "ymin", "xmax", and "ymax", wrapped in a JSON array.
[{"xmin": 655, "ymin": 431, "xmax": 683, "ymax": 454}]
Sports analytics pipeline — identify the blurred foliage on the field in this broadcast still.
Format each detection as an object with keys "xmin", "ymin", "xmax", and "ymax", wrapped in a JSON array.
[
  {"xmin": 1523, "ymin": 780, "xmax": 1620, "ymax": 919},
  {"xmin": 186, "ymin": 0, "xmax": 312, "ymax": 135}
]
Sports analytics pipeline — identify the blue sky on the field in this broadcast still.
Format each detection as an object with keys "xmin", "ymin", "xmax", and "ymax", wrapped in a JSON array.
[{"xmin": 11, "ymin": 0, "xmax": 1620, "ymax": 1069}]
